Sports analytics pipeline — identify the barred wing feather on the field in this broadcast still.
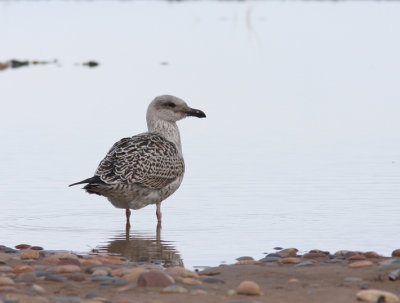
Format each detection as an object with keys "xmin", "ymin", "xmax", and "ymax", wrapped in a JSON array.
[{"xmin": 95, "ymin": 133, "xmax": 185, "ymax": 189}]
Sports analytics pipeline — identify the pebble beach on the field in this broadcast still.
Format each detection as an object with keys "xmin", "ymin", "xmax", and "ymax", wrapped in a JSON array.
[{"xmin": 1, "ymin": 245, "xmax": 400, "ymax": 303}]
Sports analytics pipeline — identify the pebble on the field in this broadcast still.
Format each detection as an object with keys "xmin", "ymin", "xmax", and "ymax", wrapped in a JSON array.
[
  {"xmin": 15, "ymin": 272, "xmax": 37, "ymax": 283},
  {"xmin": 122, "ymin": 268, "xmax": 148, "ymax": 282},
  {"xmin": 0, "ymin": 265, "xmax": 13, "ymax": 273},
  {"xmin": 199, "ymin": 268, "xmax": 220, "ymax": 276},
  {"xmin": 137, "ymin": 271, "xmax": 174, "ymax": 288},
  {"xmin": 392, "ymin": 249, "xmax": 400, "ymax": 257},
  {"xmin": 4, "ymin": 293, "xmax": 50, "ymax": 303},
  {"xmin": 309, "ymin": 249, "xmax": 329, "ymax": 255},
  {"xmin": 302, "ymin": 252, "xmax": 327, "ymax": 259},
  {"xmin": 356, "ymin": 289, "xmax": 400, "ymax": 302},
  {"xmin": 295, "ymin": 261, "xmax": 314, "ymax": 267},
  {"xmin": 66, "ymin": 273, "xmax": 86, "ymax": 282},
  {"xmin": 49, "ymin": 265, "xmax": 81, "ymax": 273},
  {"xmin": 92, "ymin": 270, "xmax": 108, "ymax": 277},
  {"xmin": 279, "ymin": 257, "xmax": 301, "ymax": 264},
  {"xmin": 364, "ymin": 251, "xmax": 380, "ymax": 258},
  {"xmin": 30, "ymin": 284, "xmax": 46, "ymax": 295},
  {"xmin": 191, "ymin": 289, "xmax": 208, "ymax": 295},
  {"xmin": 348, "ymin": 261, "xmax": 373, "ymax": 268},
  {"xmin": 235, "ymin": 259, "xmax": 256, "ymax": 265},
  {"xmin": 4, "ymin": 247, "xmax": 18, "ymax": 253},
  {"xmin": 349, "ymin": 254, "xmax": 366, "ymax": 261},
  {"xmin": 161, "ymin": 285, "xmax": 188, "ymax": 294},
  {"xmin": 19, "ymin": 250, "xmax": 40, "ymax": 260},
  {"xmin": 277, "ymin": 248, "xmax": 298, "ymax": 258},
  {"xmin": 235, "ymin": 256, "xmax": 254, "ymax": 261},
  {"xmin": 288, "ymin": 278, "xmax": 299, "ymax": 284},
  {"xmin": 180, "ymin": 277, "xmax": 201, "ymax": 285},
  {"xmin": 0, "ymin": 277, "xmax": 15, "ymax": 286},
  {"xmin": 202, "ymin": 277, "xmax": 226, "ymax": 284},
  {"xmin": 0, "ymin": 253, "xmax": 12, "ymax": 263},
  {"xmin": 344, "ymin": 277, "xmax": 363, "ymax": 283},
  {"xmin": 31, "ymin": 246, "xmax": 44, "ymax": 251},
  {"xmin": 236, "ymin": 280, "xmax": 261, "ymax": 296},
  {"xmin": 388, "ymin": 269, "xmax": 400, "ymax": 281},
  {"xmin": 44, "ymin": 273, "xmax": 67, "ymax": 282},
  {"xmin": 85, "ymin": 294, "xmax": 99, "ymax": 299},
  {"xmin": 334, "ymin": 250, "xmax": 350, "ymax": 257},
  {"xmin": 51, "ymin": 296, "xmax": 82, "ymax": 303},
  {"xmin": 166, "ymin": 266, "xmax": 198, "ymax": 278},
  {"xmin": 13, "ymin": 265, "xmax": 34, "ymax": 273},
  {"xmin": 91, "ymin": 276, "xmax": 115, "ymax": 282},
  {"xmin": 57, "ymin": 259, "xmax": 81, "ymax": 267},
  {"xmin": 15, "ymin": 244, "xmax": 31, "ymax": 250},
  {"xmin": 259, "ymin": 256, "xmax": 281, "ymax": 262}
]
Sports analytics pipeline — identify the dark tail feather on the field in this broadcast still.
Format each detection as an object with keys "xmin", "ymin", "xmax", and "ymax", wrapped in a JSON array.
[{"xmin": 69, "ymin": 176, "xmax": 103, "ymax": 187}]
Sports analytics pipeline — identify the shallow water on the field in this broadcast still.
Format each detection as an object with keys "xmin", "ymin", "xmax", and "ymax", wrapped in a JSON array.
[{"xmin": 1, "ymin": 0, "xmax": 400, "ymax": 268}]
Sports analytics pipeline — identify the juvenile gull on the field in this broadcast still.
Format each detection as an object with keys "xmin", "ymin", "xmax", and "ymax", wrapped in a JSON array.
[{"xmin": 69, "ymin": 95, "xmax": 206, "ymax": 226}]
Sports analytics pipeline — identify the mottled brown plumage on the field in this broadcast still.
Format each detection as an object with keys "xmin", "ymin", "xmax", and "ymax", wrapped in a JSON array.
[{"xmin": 70, "ymin": 95, "xmax": 206, "ymax": 225}]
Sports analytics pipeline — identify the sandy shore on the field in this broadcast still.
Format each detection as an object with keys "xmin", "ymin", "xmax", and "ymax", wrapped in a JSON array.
[{"xmin": 1, "ymin": 245, "xmax": 400, "ymax": 303}]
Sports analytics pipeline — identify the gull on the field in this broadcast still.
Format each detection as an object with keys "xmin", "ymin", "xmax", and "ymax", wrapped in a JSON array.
[{"xmin": 69, "ymin": 95, "xmax": 206, "ymax": 227}]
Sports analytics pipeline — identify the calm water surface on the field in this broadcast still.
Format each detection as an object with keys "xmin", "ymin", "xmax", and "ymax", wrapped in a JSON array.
[{"xmin": 1, "ymin": 1, "xmax": 400, "ymax": 268}]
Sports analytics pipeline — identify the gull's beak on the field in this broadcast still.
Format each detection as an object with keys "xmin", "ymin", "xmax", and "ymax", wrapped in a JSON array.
[{"xmin": 185, "ymin": 108, "xmax": 206, "ymax": 118}]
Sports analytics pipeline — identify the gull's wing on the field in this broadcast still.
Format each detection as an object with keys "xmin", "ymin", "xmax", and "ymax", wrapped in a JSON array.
[{"xmin": 95, "ymin": 133, "xmax": 185, "ymax": 190}]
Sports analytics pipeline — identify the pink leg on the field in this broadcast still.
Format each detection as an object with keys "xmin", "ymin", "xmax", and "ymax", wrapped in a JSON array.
[
  {"xmin": 156, "ymin": 203, "xmax": 162, "ymax": 222},
  {"xmin": 126, "ymin": 208, "xmax": 131, "ymax": 226}
]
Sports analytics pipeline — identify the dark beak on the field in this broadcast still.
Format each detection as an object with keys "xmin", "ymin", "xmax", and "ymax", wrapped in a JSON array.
[{"xmin": 185, "ymin": 108, "xmax": 206, "ymax": 118}]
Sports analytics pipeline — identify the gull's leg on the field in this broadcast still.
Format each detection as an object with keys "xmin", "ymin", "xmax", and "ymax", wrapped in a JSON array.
[
  {"xmin": 156, "ymin": 221, "xmax": 161, "ymax": 242},
  {"xmin": 156, "ymin": 203, "xmax": 162, "ymax": 222},
  {"xmin": 126, "ymin": 208, "xmax": 131, "ymax": 227}
]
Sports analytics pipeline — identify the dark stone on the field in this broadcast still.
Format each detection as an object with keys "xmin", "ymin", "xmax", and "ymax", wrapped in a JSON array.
[
  {"xmin": 10, "ymin": 60, "xmax": 29, "ymax": 68},
  {"xmin": 100, "ymin": 279, "xmax": 128, "ymax": 286},
  {"xmin": 50, "ymin": 296, "xmax": 82, "ymax": 303},
  {"xmin": 45, "ymin": 273, "xmax": 67, "ymax": 282},
  {"xmin": 236, "ymin": 256, "xmax": 254, "ymax": 261},
  {"xmin": 295, "ymin": 261, "xmax": 314, "ymax": 267},
  {"xmin": 35, "ymin": 270, "xmax": 49, "ymax": 277},
  {"xmin": 82, "ymin": 61, "xmax": 99, "ymax": 68},
  {"xmin": 85, "ymin": 293, "xmax": 98, "ymax": 299},
  {"xmin": 4, "ymin": 247, "xmax": 18, "ymax": 253},
  {"xmin": 259, "ymin": 256, "xmax": 281, "ymax": 262},
  {"xmin": 202, "ymin": 277, "xmax": 226, "ymax": 284},
  {"xmin": 91, "ymin": 276, "xmax": 115, "ymax": 282}
]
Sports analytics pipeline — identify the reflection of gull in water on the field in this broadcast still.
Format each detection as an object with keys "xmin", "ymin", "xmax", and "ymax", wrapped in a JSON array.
[{"xmin": 97, "ymin": 223, "xmax": 183, "ymax": 267}]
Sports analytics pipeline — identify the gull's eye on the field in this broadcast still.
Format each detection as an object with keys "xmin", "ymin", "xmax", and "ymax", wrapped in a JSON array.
[{"xmin": 165, "ymin": 102, "xmax": 176, "ymax": 108}]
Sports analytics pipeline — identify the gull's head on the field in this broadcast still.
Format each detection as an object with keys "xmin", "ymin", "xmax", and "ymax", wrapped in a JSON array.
[{"xmin": 147, "ymin": 95, "xmax": 206, "ymax": 124}]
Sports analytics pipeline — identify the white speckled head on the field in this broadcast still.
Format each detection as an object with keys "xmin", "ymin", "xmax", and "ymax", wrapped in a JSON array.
[
  {"xmin": 146, "ymin": 95, "xmax": 206, "ymax": 152},
  {"xmin": 146, "ymin": 95, "xmax": 206, "ymax": 128}
]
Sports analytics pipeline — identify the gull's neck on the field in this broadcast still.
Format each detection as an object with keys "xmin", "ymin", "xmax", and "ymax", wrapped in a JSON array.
[{"xmin": 147, "ymin": 118, "xmax": 182, "ymax": 154}]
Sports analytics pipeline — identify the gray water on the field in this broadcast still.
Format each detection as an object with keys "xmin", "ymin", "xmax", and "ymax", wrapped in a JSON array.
[{"xmin": 1, "ymin": 1, "xmax": 400, "ymax": 268}]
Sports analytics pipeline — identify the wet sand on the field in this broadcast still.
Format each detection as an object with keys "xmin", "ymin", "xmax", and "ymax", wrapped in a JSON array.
[{"xmin": 1, "ymin": 245, "xmax": 400, "ymax": 303}]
